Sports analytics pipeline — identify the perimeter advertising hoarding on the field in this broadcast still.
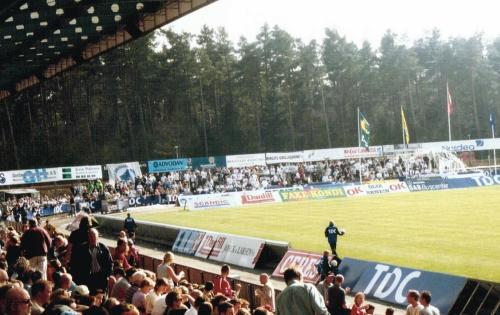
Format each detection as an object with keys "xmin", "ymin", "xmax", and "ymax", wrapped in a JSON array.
[
  {"xmin": 106, "ymin": 162, "xmax": 142, "ymax": 184},
  {"xmin": 265, "ymin": 151, "xmax": 304, "ymax": 164},
  {"xmin": 344, "ymin": 257, "xmax": 467, "ymax": 315},
  {"xmin": 279, "ymin": 187, "xmax": 346, "ymax": 202},
  {"xmin": 172, "ymin": 229, "xmax": 206, "ymax": 256},
  {"xmin": 194, "ymin": 232, "xmax": 265, "ymax": 269},
  {"xmin": 189, "ymin": 156, "xmax": 227, "ymax": 169},
  {"xmin": 226, "ymin": 154, "xmax": 267, "ymax": 168},
  {"xmin": 206, "ymin": 234, "xmax": 265, "ymax": 269},
  {"xmin": 240, "ymin": 191, "xmax": 281, "ymax": 204},
  {"xmin": 147, "ymin": 159, "xmax": 188, "ymax": 173},
  {"xmin": 343, "ymin": 182, "xmax": 409, "ymax": 197},
  {"xmin": 272, "ymin": 250, "xmax": 322, "ymax": 283},
  {"xmin": 0, "ymin": 165, "xmax": 102, "ymax": 186},
  {"xmin": 178, "ymin": 193, "xmax": 240, "ymax": 210}
]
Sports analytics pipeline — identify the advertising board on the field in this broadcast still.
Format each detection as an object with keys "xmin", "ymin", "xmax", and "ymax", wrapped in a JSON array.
[
  {"xmin": 272, "ymin": 250, "xmax": 322, "ymax": 283},
  {"xmin": 147, "ymin": 159, "xmax": 188, "ymax": 172},
  {"xmin": 172, "ymin": 229, "xmax": 206, "ymax": 256},
  {"xmin": 226, "ymin": 154, "xmax": 267, "ymax": 168},
  {"xmin": 206, "ymin": 234, "xmax": 265, "ymax": 269},
  {"xmin": 265, "ymin": 151, "xmax": 304, "ymax": 164},
  {"xmin": 349, "ymin": 259, "xmax": 467, "ymax": 314},
  {"xmin": 279, "ymin": 187, "xmax": 346, "ymax": 202},
  {"xmin": 0, "ymin": 165, "xmax": 102, "ymax": 186}
]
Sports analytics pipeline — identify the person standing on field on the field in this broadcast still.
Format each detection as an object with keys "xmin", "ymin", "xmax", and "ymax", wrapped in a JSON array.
[{"xmin": 325, "ymin": 221, "xmax": 345, "ymax": 256}]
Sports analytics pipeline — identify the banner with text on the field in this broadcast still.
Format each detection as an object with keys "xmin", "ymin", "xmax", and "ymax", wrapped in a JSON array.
[
  {"xmin": 106, "ymin": 162, "xmax": 142, "ymax": 184},
  {"xmin": 172, "ymin": 229, "xmax": 206, "ymax": 256},
  {"xmin": 189, "ymin": 156, "xmax": 227, "ymax": 169},
  {"xmin": 279, "ymin": 187, "xmax": 346, "ymax": 202},
  {"xmin": 346, "ymin": 258, "xmax": 467, "ymax": 315},
  {"xmin": 226, "ymin": 154, "xmax": 267, "ymax": 168},
  {"xmin": 343, "ymin": 182, "xmax": 409, "ymax": 197},
  {"xmin": 178, "ymin": 193, "xmax": 240, "ymax": 210},
  {"xmin": 265, "ymin": 151, "xmax": 304, "ymax": 164},
  {"xmin": 272, "ymin": 250, "xmax": 322, "ymax": 283},
  {"xmin": 303, "ymin": 148, "xmax": 344, "ymax": 162},
  {"xmin": 240, "ymin": 191, "xmax": 282, "ymax": 205},
  {"xmin": 206, "ymin": 234, "xmax": 265, "ymax": 269},
  {"xmin": 148, "ymin": 159, "xmax": 188, "ymax": 173},
  {"xmin": 0, "ymin": 165, "xmax": 102, "ymax": 186}
]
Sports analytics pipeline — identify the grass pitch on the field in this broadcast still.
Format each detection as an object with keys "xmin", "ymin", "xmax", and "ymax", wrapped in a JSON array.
[{"xmin": 125, "ymin": 186, "xmax": 500, "ymax": 282}]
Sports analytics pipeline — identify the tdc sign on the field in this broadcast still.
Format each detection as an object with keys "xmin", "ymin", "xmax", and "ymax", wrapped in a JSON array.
[{"xmin": 363, "ymin": 264, "xmax": 421, "ymax": 303}]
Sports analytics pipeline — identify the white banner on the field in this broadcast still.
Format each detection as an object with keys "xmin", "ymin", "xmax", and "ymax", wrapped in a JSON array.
[
  {"xmin": 265, "ymin": 151, "xmax": 304, "ymax": 164},
  {"xmin": 303, "ymin": 148, "xmax": 344, "ymax": 162},
  {"xmin": 392, "ymin": 138, "xmax": 500, "ymax": 152},
  {"xmin": 106, "ymin": 162, "xmax": 142, "ymax": 184},
  {"xmin": 178, "ymin": 193, "xmax": 241, "ymax": 210},
  {"xmin": 65, "ymin": 165, "xmax": 102, "ymax": 180},
  {"xmin": 343, "ymin": 181, "xmax": 409, "ymax": 197},
  {"xmin": 226, "ymin": 153, "xmax": 267, "ymax": 168},
  {"xmin": 194, "ymin": 232, "xmax": 265, "ymax": 268},
  {"xmin": 207, "ymin": 234, "xmax": 265, "ymax": 269},
  {"xmin": 342, "ymin": 146, "xmax": 384, "ymax": 159},
  {"xmin": 0, "ymin": 165, "xmax": 102, "ymax": 186}
]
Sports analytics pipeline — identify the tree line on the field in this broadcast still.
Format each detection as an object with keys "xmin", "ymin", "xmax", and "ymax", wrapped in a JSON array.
[{"xmin": 1, "ymin": 25, "xmax": 500, "ymax": 170}]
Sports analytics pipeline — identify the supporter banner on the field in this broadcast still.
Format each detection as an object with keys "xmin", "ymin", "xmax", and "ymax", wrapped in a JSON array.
[
  {"xmin": 349, "ymin": 258, "xmax": 467, "ymax": 314},
  {"xmin": 272, "ymin": 250, "xmax": 322, "ymax": 283},
  {"xmin": 303, "ymin": 149, "xmax": 344, "ymax": 162},
  {"xmin": 265, "ymin": 151, "xmax": 304, "ymax": 164},
  {"xmin": 226, "ymin": 154, "xmax": 267, "ymax": 168},
  {"xmin": 406, "ymin": 179, "xmax": 449, "ymax": 192},
  {"xmin": 172, "ymin": 229, "xmax": 206, "ymax": 256},
  {"xmin": 178, "ymin": 193, "xmax": 240, "ymax": 210},
  {"xmin": 343, "ymin": 146, "xmax": 383, "ymax": 159},
  {"xmin": 189, "ymin": 156, "xmax": 227, "ymax": 169},
  {"xmin": 240, "ymin": 191, "xmax": 282, "ymax": 204},
  {"xmin": 344, "ymin": 182, "xmax": 409, "ymax": 197},
  {"xmin": 106, "ymin": 162, "xmax": 142, "ymax": 184},
  {"xmin": 279, "ymin": 187, "xmax": 346, "ymax": 202},
  {"xmin": 195, "ymin": 232, "xmax": 221, "ymax": 259},
  {"xmin": 207, "ymin": 234, "xmax": 265, "ymax": 269},
  {"xmin": 0, "ymin": 165, "xmax": 102, "ymax": 186},
  {"xmin": 147, "ymin": 159, "xmax": 188, "ymax": 173}
]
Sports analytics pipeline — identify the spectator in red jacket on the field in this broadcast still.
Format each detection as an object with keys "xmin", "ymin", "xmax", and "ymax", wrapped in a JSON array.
[
  {"xmin": 214, "ymin": 265, "xmax": 232, "ymax": 297},
  {"xmin": 20, "ymin": 220, "xmax": 51, "ymax": 280}
]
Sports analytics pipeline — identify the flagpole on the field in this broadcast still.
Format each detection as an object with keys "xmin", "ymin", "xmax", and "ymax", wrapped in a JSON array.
[
  {"xmin": 493, "ymin": 123, "xmax": 497, "ymax": 175},
  {"xmin": 447, "ymin": 82, "xmax": 452, "ymax": 143},
  {"xmin": 357, "ymin": 107, "xmax": 362, "ymax": 184},
  {"xmin": 401, "ymin": 106, "xmax": 406, "ymax": 149}
]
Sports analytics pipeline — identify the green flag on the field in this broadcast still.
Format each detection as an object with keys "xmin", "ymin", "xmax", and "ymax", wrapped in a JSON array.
[{"xmin": 359, "ymin": 112, "xmax": 370, "ymax": 149}]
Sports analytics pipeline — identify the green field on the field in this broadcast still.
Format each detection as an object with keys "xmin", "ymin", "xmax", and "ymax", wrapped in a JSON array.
[{"xmin": 126, "ymin": 186, "xmax": 500, "ymax": 282}]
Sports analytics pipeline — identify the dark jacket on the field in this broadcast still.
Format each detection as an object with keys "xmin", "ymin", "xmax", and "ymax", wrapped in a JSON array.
[{"xmin": 81, "ymin": 242, "xmax": 113, "ymax": 278}]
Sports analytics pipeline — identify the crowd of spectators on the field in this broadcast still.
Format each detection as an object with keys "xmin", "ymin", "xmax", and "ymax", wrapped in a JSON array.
[
  {"xmin": 0, "ymin": 214, "xmax": 441, "ymax": 315},
  {"xmin": 100, "ymin": 154, "xmax": 439, "ymax": 198}
]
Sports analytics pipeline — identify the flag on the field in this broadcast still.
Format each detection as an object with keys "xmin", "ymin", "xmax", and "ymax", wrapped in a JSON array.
[
  {"xmin": 490, "ymin": 113, "xmax": 496, "ymax": 128},
  {"xmin": 447, "ymin": 82, "xmax": 454, "ymax": 115},
  {"xmin": 359, "ymin": 112, "xmax": 370, "ymax": 149},
  {"xmin": 401, "ymin": 106, "xmax": 410, "ymax": 145}
]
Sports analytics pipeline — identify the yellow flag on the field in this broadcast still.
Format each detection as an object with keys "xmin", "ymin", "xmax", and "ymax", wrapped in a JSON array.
[{"xmin": 401, "ymin": 106, "xmax": 410, "ymax": 145}]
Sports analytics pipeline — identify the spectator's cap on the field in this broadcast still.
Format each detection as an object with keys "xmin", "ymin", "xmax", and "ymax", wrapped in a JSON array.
[
  {"xmin": 329, "ymin": 221, "xmax": 334, "ymax": 225},
  {"xmin": 73, "ymin": 285, "xmax": 90, "ymax": 296}
]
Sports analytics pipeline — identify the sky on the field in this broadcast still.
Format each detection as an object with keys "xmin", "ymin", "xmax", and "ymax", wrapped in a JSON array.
[{"xmin": 166, "ymin": 0, "xmax": 500, "ymax": 48}]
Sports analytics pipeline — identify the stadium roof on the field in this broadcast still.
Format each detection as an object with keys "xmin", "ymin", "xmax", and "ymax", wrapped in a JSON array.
[{"xmin": 0, "ymin": 0, "xmax": 215, "ymax": 101}]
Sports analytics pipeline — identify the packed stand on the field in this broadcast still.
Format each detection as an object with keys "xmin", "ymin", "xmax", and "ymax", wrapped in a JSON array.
[
  {"xmin": 0, "ymin": 194, "xmax": 74, "ymax": 224},
  {"xmin": 0, "ymin": 214, "xmax": 442, "ymax": 315},
  {"xmin": 104, "ymin": 154, "xmax": 439, "ymax": 198}
]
